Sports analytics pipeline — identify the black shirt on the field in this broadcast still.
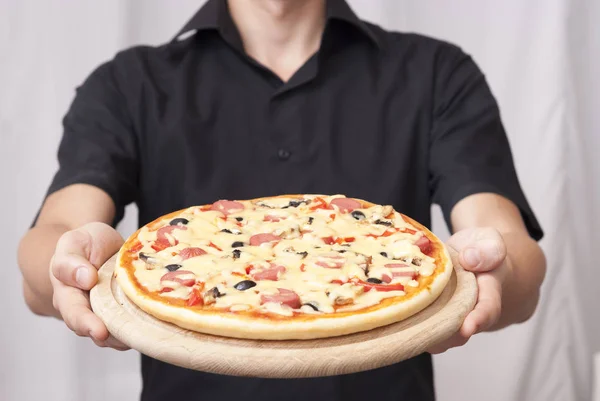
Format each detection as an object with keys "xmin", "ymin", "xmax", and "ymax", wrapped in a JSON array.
[{"xmin": 42, "ymin": 0, "xmax": 543, "ymax": 400}]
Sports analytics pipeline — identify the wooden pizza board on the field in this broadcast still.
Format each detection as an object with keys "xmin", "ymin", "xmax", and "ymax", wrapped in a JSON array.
[{"xmin": 90, "ymin": 248, "xmax": 477, "ymax": 378}]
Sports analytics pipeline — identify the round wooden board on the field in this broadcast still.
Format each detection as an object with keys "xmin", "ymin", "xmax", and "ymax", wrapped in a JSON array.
[{"xmin": 90, "ymin": 248, "xmax": 477, "ymax": 379}]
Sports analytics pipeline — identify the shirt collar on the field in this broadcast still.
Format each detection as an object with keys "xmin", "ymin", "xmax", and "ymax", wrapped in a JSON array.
[{"xmin": 172, "ymin": 0, "xmax": 382, "ymax": 50}]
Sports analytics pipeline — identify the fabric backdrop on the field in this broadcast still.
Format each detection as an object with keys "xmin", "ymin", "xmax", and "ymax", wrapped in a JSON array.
[{"xmin": 2, "ymin": 1, "xmax": 598, "ymax": 400}]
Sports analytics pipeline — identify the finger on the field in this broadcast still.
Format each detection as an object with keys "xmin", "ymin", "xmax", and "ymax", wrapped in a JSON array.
[
  {"xmin": 51, "ymin": 252, "xmax": 99, "ymax": 290},
  {"xmin": 105, "ymin": 335, "xmax": 130, "ymax": 351},
  {"xmin": 79, "ymin": 222, "xmax": 124, "ymax": 268},
  {"xmin": 461, "ymin": 272, "xmax": 503, "ymax": 336},
  {"xmin": 52, "ymin": 280, "xmax": 109, "ymax": 340},
  {"xmin": 427, "ymin": 331, "xmax": 470, "ymax": 354},
  {"xmin": 54, "ymin": 223, "xmax": 124, "ymax": 269},
  {"xmin": 51, "ymin": 223, "xmax": 123, "ymax": 290},
  {"xmin": 460, "ymin": 238, "xmax": 506, "ymax": 273}
]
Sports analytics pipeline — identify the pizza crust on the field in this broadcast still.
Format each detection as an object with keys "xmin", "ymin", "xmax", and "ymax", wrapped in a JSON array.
[{"xmin": 114, "ymin": 195, "xmax": 453, "ymax": 340}]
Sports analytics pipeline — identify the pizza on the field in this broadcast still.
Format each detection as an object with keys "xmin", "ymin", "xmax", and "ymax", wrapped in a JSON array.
[{"xmin": 114, "ymin": 194, "xmax": 453, "ymax": 340}]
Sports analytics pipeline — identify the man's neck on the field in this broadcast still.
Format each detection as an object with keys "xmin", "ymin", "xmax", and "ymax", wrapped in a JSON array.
[{"xmin": 228, "ymin": 0, "xmax": 327, "ymax": 82}]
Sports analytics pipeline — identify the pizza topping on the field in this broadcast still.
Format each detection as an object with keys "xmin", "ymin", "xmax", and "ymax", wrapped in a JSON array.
[
  {"xmin": 129, "ymin": 194, "xmax": 442, "ymax": 317},
  {"xmin": 415, "ymin": 235, "xmax": 432, "ymax": 255},
  {"xmin": 234, "ymin": 280, "xmax": 257, "ymax": 291},
  {"xmin": 374, "ymin": 219, "xmax": 393, "ymax": 227},
  {"xmin": 165, "ymin": 264, "xmax": 182, "ymax": 272},
  {"xmin": 334, "ymin": 296, "xmax": 353, "ymax": 306},
  {"xmin": 350, "ymin": 210, "xmax": 366, "ymax": 220},
  {"xmin": 392, "ymin": 270, "xmax": 417, "ymax": 278},
  {"xmin": 160, "ymin": 270, "xmax": 196, "ymax": 287},
  {"xmin": 169, "ymin": 218, "xmax": 189, "ymax": 226},
  {"xmin": 249, "ymin": 233, "xmax": 280, "ymax": 246},
  {"xmin": 260, "ymin": 288, "xmax": 301, "ymax": 309},
  {"xmin": 286, "ymin": 199, "xmax": 307, "ymax": 208},
  {"xmin": 187, "ymin": 286, "xmax": 204, "ymax": 306},
  {"xmin": 211, "ymin": 200, "xmax": 245, "ymax": 215},
  {"xmin": 329, "ymin": 197, "xmax": 362, "ymax": 213},
  {"xmin": 264, "ymin": 214, "xmax": 283, "ymax": 222},
  {"xmin": 179, "ymin": 247, "xmax": 207, "ymax": 260},
  {"xmin": 251, "ymin": 264, "xmax": 286, "ymax": 281},
  {"xmin": 302, "ymin": 302, "xmax": 319, "ymax": 311},
  {"xmin": 296, "ymin": 251, "xmax": 309, "ymax": 259},
  {"xmin": 129, "ymin": 242, "xmax": 143, "ymax": 253},
  {"xmin": 152, "ymin": 225, "xmax": 187, "ymax": 251},
  {"xmin": 354, "ymin": 279, "xmax": 404, "ymax": 292},
  {"xmin": 203, "ymin": 287, "xmax": 225, "ymax": 305},
  {"xmin": 138, "ymin": 252, "xmax": 159, "ymax": 265},
  {"xmin": 315, "ymin": 253, "xmax": 346, "ymax": 269}
]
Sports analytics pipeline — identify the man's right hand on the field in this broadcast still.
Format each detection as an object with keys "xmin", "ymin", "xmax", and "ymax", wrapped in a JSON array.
[{"xmin": 49, "ymin": 222, "xmax": 129, "ymax": 350}]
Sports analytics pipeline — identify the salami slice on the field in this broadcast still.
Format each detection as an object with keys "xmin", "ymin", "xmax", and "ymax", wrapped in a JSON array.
[
  {"xmin": 415, "ymin": 235, "xmax": 432, "ymax": 255},
  {"xmin": 384, "ymin": 263, "xmax": 410, "ymax": 268},
  {"xmin": 315, "ymin": 253, "xmax": 345, "ymax": 269},
  {"xmin": 179, "ymin": 247, "xmax": 207, "ymax": 260},
  {"xmin": 152, "ymin": 225, "xmax": 187, "ymax": 251},
  {"xmin": 160, "ymin": 270, "xmax": 196, "ymax": 287},
  {"xmin": 260, "ymin": 288, "xmax": 301, "ymax": 309},
  {"xmin": 249, "ymin": 233, "xmax": 280, "ymax": 246},
  {"xmin": 329, "ymin": 197, "xmax": 362, "ymax": 213},
  {"xmin": 211, "ymin": 200, "xmax": 245, "ymax": 215},
  {"xmin": 251, "ymin": 264, "xmax": 286, "ymax": 281}
]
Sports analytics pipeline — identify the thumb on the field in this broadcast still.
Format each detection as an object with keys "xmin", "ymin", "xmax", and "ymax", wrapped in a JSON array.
[
  {"xmin": 448, "ymin": 228, "xmax": 506, "ymax": 273},
  {"xmin": 51, "ymin": 222, "xmax": 124, "ymax": 290}
]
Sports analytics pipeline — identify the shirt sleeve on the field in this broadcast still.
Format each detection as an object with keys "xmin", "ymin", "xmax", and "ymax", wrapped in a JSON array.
[
  {"xmin": 429, "ymin": 45, "xmax": 543, "ymax": 241},
  {"xmin": 37, "ymin": 59, "xmax": 139, "ymax": 226}
]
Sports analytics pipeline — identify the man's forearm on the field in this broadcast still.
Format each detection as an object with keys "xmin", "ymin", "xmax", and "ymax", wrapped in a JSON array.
[
  {"xmin": 488, "ymin": 231, "xmax": 546, "ymax": 331},
  {"xmin": 18, "ymin": 224, "xmax": 70, "ymax": 316}
]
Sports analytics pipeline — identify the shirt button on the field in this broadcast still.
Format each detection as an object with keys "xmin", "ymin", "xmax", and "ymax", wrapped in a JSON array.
[{"xmin": 278, "ymin": 149, "xmax": 291, "ymax": 160}]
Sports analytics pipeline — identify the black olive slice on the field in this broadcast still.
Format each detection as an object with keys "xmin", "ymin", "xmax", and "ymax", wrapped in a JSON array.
[
  {"xmin": 231, "ymin": 241, "xmax": 244, "ymax": 248},
  {"xmin": 169, "ymin": 218, "xmax": 189, "ymax": 226},
  {"xmin": 296, "ymin": 251, "xmax": 308, "ymax": 259},
  {"xmin": 380, "ymin": 252, "xmax": 388, "ymax": 258},
  {"xmin": 221, "ymin": 229, "xmax": 233, "ymax": 234},
  {"xmin": 234, "ymin": 280, "xmax": 257, "ymax": 291},
  {"xmin": 374, "ymin": 219, "xmax": 392, "ymax": 227},
  {"xmin": 165, "ymin": 264, "xmax": 182, "ymax": 272},
  {"xmin": 366, "ymin": 277, "xmax": 383, "ymax": 284},
  {"xmin": 302, "ymin": 302, "xmax": 319, "ymax": 311},
  {"xmin": 232, "ymin": 249, "xmax": 241, "ymax": 260},
  {"xmin": 351, "ymin": 210, "xmax": 366, "ymax": 220},
  {"xmin": 308, "ymin": 217, "xmax": 314, "ymax": 225},
  {"xmin": 235, "ymin": 217, "xmax": 243, "ymax": 222}
]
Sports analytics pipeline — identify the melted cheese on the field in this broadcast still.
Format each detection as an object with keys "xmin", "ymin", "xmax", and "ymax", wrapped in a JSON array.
[{"xmin": 130, "ymin": 194, "xmax": 439, "ymax": 315}]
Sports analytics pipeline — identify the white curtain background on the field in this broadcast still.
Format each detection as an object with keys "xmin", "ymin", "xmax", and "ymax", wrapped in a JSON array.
[{"xmin": 2, "ymin": 1, "xmax": 598, "ymax": 400}]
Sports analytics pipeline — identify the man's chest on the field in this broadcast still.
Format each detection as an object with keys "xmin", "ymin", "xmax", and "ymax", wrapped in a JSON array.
[{"xmin": 132, "ymin": 54, "xmax": 434, "ymax": 225}]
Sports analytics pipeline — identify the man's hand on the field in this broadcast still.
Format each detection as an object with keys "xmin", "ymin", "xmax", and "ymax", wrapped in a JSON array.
[
  {"xmin": 49, "ymin": 222, "xmax": 129, "ymax": 350},
  {"xmin": 428, "ymin": 227, "xmax": 510, "ymax": 354}
]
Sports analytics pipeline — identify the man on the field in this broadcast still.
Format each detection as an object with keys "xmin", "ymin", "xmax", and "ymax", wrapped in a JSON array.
[{"xmin": 17, "ymin": 0, "xmax": 546, "ymax": 400}]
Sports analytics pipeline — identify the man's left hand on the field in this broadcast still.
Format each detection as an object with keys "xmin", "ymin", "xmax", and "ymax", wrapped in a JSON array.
[{"xmin": 427, "ymin": 227, "xmax": 510, "ymax": 354}]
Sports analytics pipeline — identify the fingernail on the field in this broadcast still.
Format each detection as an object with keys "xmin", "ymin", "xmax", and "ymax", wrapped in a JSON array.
[
  {"xmin": 464, "ymin": 248, "xmax": 481, "ymax": 267},
  {"xmin": 76, "ymin": 267, "xmax": 90, "ymax": 286},
  {"xmin": 88, "ymin": 330, "xmax": 98, "ymax": 342}
]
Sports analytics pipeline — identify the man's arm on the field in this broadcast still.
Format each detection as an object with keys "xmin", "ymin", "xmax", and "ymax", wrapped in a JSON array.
[
  {"xmin": 450, "ymin": 192, "xmax": 546, "ymax": 330},
  {"xmin": 428, "ymin": 192, "xmax": 545, "ymax": 353},
  {"xmin": 18, "ymin": 184, "xmax": 116, "ymax": 317}
]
